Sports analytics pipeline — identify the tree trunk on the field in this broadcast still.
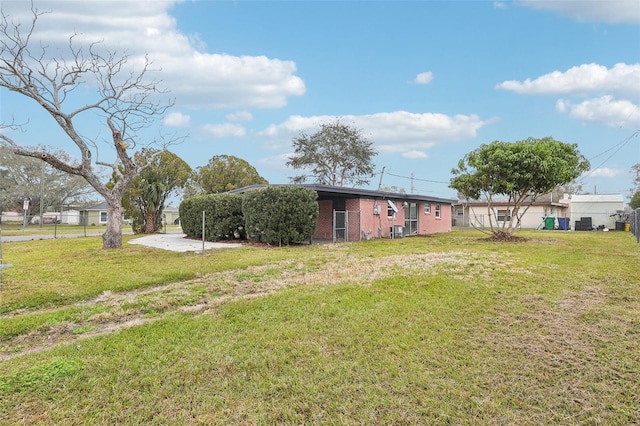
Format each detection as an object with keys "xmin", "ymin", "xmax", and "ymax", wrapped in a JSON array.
[
  {"xmin": 144, "ymin": 208, "xmax": 156, "ymax": 234},
  {"xmin": 102, "ymin": 196, "xmax": 124, "ymax": 249}
]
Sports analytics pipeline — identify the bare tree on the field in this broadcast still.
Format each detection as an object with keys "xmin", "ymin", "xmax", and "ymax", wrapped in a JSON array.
[
  {"xmin": 0, "ymin": 4, "xmax": 172, "ymax": 248},
  {"xmin": 0, "ymin": 144, "xmax": 95, "ymax": 217}
]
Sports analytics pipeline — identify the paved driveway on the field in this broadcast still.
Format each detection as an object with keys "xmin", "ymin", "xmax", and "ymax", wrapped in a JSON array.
[
  {"xmin": 1, "ymin": 232, "xmax": 243, "ymax": 252},
  {"xmin": 128, "ymin": 233, "xmax": 244, "ymax": 252}
]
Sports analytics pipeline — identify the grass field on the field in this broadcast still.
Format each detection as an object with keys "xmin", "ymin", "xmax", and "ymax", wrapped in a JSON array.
[{"xmin": 0, "ymin": 229, "xmax": 638, "ymax": 424}]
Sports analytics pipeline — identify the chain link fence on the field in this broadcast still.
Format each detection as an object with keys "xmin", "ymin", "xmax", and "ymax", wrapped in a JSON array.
[
  {"xmin": 1, "ymin": 213, "xmax": 107, "ymax": 238},
  {"xmin": 630, "ymin": 208, "xmax": 640, "ymax": 243}
]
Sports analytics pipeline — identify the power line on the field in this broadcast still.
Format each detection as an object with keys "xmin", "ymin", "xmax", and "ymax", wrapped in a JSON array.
[
  {"xmin": 580, "ymin": 129, "xmax": 640, "ymax": 183},
  {"xmin": 385, "ymin": 171, "xmax": 450, "ymax": 185}
]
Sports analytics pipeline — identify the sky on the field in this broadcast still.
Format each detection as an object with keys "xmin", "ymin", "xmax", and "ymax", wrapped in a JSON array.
[{"xmin": 1, "ymin": 0, "xmax": 639, "ymax": 202}]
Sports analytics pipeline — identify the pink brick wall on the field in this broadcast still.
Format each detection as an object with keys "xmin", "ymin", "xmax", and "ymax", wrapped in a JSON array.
[
  {"xmin": 345, "ymin": 199, "xmax": 362, "ymax": 241},
  {"xmin": 357, "ymin": 198, "xmax": 405, "ymax": 238},
  {"xmin": 314, "ymin": 200, "xmax": 333, "ymax": 240},
  {"xmin": 419, "ymin": 202, "xmax": 452, "ymax": 234},
  {"xmin": 312, "ymin": 197, "xmax": 451, "ymax": 241}
]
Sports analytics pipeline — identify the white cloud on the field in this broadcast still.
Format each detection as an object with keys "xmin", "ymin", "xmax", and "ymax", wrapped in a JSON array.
[
  {"xmin": 493, "ymin": 2, "xmax": 507, "ymax": 10},
  {"xmin": 226, "ymin": 111, "xmax": 254, "ymax": 122},
  {"xmin": 162, "ymin": 112, "xmax": 191, "ymax": 127},
  {"xmin": 496, "ymin": 63, "xmax": 640, "ymax": 97},
  {"xmin": 4, "ymin": 1, "xmax": 305, "ymax": 110},
  {"xmin": 402, "ymin": 150, "xmax": 429, "ymax": 159},
  {"xmin": 518, "ymin": 0, "xmax": 640, "ymax": 24},
  {"xmin": 201, "ymin": 123, "xmax": 246, "ymax": 138},
  {"xmin": 261, "ymin": 111, "xmax": 489, "ymax": 156},
  {"xmin": 257, "ymin": 153, "xmax": 293, "ymax": 173},
  {"xmin": 555, "ymin": 96, "xmax": 640, "ymax": 127},
  {"xmin": 589, "ymin": 168, "xmax": 625, "ymax": 178},
  {"xmin": 413, "ymin": 71, "xmax": 434, "ymax": 85}
]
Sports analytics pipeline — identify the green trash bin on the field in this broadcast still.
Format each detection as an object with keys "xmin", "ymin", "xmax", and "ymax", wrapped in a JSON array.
[{"xmin": 543, "ymin": 216, "xmax": 555, "ymax": 230}]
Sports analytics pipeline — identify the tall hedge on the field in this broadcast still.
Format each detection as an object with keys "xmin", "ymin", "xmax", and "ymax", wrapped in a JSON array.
[
  {"xmin": 179, "ymin": 193, "xmax": 245, "ymax": 241},
  {"xmin": 242, "ymin": 186, "xmax": 318, "ymax": 245}
]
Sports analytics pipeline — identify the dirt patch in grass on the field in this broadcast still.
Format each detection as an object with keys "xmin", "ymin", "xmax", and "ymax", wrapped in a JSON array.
[
  {"xmin": 483, "ymin": 232, "xmax": 529, "ymax": 243},
  {"xmin": 1, "ymin": 250, "xmax": 514, "ymax": 360}
]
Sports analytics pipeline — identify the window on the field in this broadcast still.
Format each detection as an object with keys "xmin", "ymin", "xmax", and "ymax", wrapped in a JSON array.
[
  {"xmin": 497, "ymin": 209, "xmax": 511, "ymax": 222},
  {"xmin": 424, "ymin": 203, "xmax": 431, "ymax": 214},
  {"xmin": 99, "ymin": 211, "xmax": 108, "ymax": 224},
  {"xmin": 435, "ymin": 204, "xmax": 441, "ymax": 219},
  {"xmin": 387, "ymin": 200, "xmax": 398, "ymax": 217},
  {"xmin": 456, "ymin": 208, "xmax": 464, "ymax": 217}
]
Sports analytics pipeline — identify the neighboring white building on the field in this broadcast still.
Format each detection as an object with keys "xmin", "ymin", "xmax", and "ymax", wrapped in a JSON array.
[
  {"xmin": 61, "ymin": 209, "xmax": 81, "ymax": 225},
  {"xmin": 454, "ymin": 196, "xmax": 570, "ymax": 229},
  {"xmin": 0, "ymin": 212, "xmax": 22, "ymax": 222},
  {"xmin": 569, "ymin": 194, "xmax": 625, "ymax": 229}
]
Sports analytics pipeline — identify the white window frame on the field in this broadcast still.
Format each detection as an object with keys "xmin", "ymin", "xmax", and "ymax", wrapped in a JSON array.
[
  {"xmin": 424, "ymin": 203, "xmax": 431, "ymax": 214},
  {"xmin": 99, "ymin": 211, "xmax": 108, "ymax": 224},
  {"xmin": 497, "ymin": 209, "xmax": 511, "ymax": 222},
  {"xmin": 435, "ymin": 204, "xmax": 441, "ymax": 219}
]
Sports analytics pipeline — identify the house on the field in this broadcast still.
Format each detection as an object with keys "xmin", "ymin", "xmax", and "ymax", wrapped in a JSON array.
[
  {"xmin": 80, "ymin": 202, "xmax": 132, "ymax": 226},
  {"xmin": 569, "ymin": 194, "xmax": 625, "ymax": 230},
  {"xmin": 81, "ymin": 202, "xmax": 178, "ymax": 227},
  {"xmin": 80, "ymin": 202, "xmax": 109, "ymax": 226},
  {"xmin": 231, "ymin": 184, "xmax": 454, "ymax": 242},
  {"xmin": 163, "ymin": 206, "xmax": 180, "ymax": 225},
  {"xmin": 61, "ymin": 209, "xmax": 81, "ymax": 225},
  {"xmin": 453, "ymin": 194, "xmax": 570, "ymax": 229}
]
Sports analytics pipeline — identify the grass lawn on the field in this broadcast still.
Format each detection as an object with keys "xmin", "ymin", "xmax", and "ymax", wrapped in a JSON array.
[{"xmin": 0, "ymin": 229, "xmax": 638, "ymax": 424}]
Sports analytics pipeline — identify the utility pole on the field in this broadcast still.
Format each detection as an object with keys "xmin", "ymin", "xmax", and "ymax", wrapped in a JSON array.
[{"xmin": 377, "ymin": 166, "xmax": 385, "ymax": 191}]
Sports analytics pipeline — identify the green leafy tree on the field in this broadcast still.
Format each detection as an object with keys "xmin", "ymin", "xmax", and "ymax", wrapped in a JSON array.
[
  {"xmin": 122, "ymin": 149, "xmax": 191, "ymax": 234},
  {"xmin": 196, "ymin": 155, "xmax": 268, "ymax": 194},
  {"xmin": 630, "ymin": 191, "xmax": 640, "ymax": 210},
  {"xmin": 627, "ymin": 163, "xmax": 640, "ymax": 210},
  {"xmin": 451, "ymin": 137, "xmax": 590, "ymax": 238},
  {"xmin": 287, "ymin": 120, "xmax": 377, "ymax": 187}
]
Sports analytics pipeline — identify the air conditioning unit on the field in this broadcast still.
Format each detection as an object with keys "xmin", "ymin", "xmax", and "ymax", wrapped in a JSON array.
[{"xmin": 390, "ymin": 226, "xmax": 404, "ymax": 238}]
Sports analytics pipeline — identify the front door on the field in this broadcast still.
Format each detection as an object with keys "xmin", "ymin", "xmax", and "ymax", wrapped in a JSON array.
[{"xmin": 404, "ymin": 202, "xmax": 418, "ymax": 235}]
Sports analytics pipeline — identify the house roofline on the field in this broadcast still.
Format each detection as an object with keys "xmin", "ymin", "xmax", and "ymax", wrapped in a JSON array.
[
  {"xmin": 229, "ymin": 184, "xmax": 456, "ymax": 205},
  {"xmin": 454, "ymin": 201, "xmax": 569, "ymax": 208}
]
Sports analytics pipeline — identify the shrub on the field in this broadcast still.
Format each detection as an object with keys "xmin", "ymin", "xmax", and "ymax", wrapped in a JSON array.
[
  {"xmin": 179, "ymin": 193, "xmax": 245, "ymax": 241},
  {"xmin": 242, "ymin": 186, "xmax": 318, "ymax": 245}
]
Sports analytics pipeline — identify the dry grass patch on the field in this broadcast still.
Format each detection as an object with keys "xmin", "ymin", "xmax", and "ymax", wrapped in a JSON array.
[{"xmin": 1, "ymin": 249, "xmax": 514, "ymax": 359}]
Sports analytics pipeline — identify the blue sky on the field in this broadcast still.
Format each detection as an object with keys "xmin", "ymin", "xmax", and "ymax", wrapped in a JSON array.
[{"xmin": 2, "ymin": 0, "xmax": 639, "ymax": 201}]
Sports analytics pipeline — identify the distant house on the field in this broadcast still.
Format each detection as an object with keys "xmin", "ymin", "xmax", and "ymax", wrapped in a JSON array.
[
  {"xmin": 163, "ymin": 205, "xmax": 180, "ymax": 225},
  {"xmin": 454, "ymin": 194, "xmax": 570, "ymax": 229},
  {"xmin": 0, "ymin": 211, "xmax": 22, "ymax": 223},
  {"xmin": 231, "ymin": 184, "xmax": 454, "ymax": 242},
  {"xmin": 569, "ymin": 194, "xmax": 625, "ymax": 230},
  {"xmin": 80, "ymin": 202, "xmax": 132, "ymax": 226},
  {"xmin": 61, "ymin": 209, "xmax": 81, "ymax": 225}
]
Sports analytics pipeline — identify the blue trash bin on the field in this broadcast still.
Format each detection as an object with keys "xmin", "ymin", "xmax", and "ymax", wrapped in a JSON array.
[{"xmin": 557, "ymin": 217, "xmax": 569, "ymax": 230}]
